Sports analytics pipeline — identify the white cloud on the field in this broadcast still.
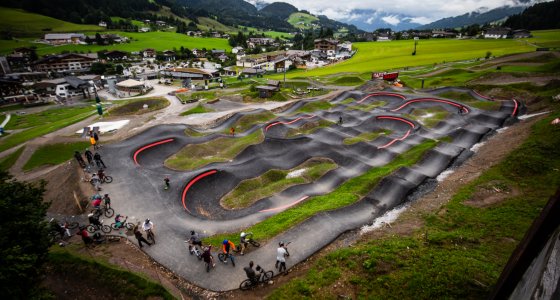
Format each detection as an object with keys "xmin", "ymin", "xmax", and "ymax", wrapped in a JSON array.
[
  {"xmin": 251, "ymin": 0, "xmax": 535, "ymax": 21},
  {"xmin": 381, "ymin": 15, "xmax": 401, "ymax": 26},
  {"xmin": 406, "ymin": 16, "xmax": 434, "ymax": 25}
]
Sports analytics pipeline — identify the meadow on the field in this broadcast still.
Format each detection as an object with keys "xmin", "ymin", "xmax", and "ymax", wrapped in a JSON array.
[{"xmin": 0, "ymin": 7, "xmax": 103, "ymax": 37}]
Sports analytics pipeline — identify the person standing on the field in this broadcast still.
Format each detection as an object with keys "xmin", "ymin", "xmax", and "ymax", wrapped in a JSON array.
[
  {"xmin": 103, "ymin": 194, "xmax": 111, "ymax": 209},
  {"xmin": 93, "ymin": 131, "xmax": 99, "ymax": 143},
  {"xmin": 74, "ymin": 151, "xmax": 86, "ymax": 168},
  {"xmin": 134, "ymin": 227, "xmax": 152, "ymax": 248},
  {"xmin": 84, "ymin": 149, "xmax": 94, "ymax": 166},
  {"xmin": 230, "ymin": 127, "xmax": 235, "ymax": 136},
  {"xmin": 275, "ymin": 241, "xmax": 289, "ymax": 274},
  {"xmin": 90, "ymin": 135, "xmax": 98, "ymax": 150},
  {"xmin": 164, "ymin": 176, "xmax": 170, "ymax": 190},
  {"xmin": 93, "ymin": 152, "xmax": 106, "ymax": 169}
]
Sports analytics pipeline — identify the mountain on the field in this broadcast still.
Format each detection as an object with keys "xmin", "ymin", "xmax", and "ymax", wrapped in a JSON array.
[
  {"xmin": 505, "ymin": 0, "xmax": 560, "ymax": 30},
  {"xmin": 417, "ymin": 6, "xmax": 526, "ymax": 29},
  {"xmin": 260, "ymin": 2, "xmax": 298, "ymax": 20}
]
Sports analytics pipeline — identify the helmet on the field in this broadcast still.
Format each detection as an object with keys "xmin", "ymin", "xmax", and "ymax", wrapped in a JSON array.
[
  {"xmin": 116, "ymin": 214, "xmax": 121, "ymax": 218},
  {"xmin": 104, "ymin": 194, "xmax": 109, "ymax": 197},
  {"xmin": 88, "ymin": 213, "xmax": 94, "ymax": 217},
  {"xmin": 191, "ymin": 230, "xmax": 195, "ymax": 235},
  {"xmin": 223, "ymin": 239, "xmax": 228, "ymax": 245},
  {"xmin": 279, "ymin": 241, "xmax": 284, "ymax": 247},
  {"xmin": 145, "ymin": 219, "xmax": 150, "ymax": 224},
  {"xmin": 240, "ymin": 232, "xmax": 246, "ymax": 238}
]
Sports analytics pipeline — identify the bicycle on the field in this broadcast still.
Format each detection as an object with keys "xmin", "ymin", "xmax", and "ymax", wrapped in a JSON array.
[
  {"xmin": 218, "ymin": 252, "xmax": 235, "ymax": 267},
  {"xmin": 48, "ymin": 218, "xmax": 75, "ymax": 243},
  {"xmin": 99, "ymin": 173, "xmax": 113, "ymax": 184},
  {"xmin": 111, "ymin": 216, "xmax": 134, "ymax": 231},
  {"xmin": 239, "ymin": 232, "xmax": 260, "ymax": 253},
  {"xmin": 91, "ymin": 204, "xmax": 114, "ymax": 218},
  {"xmin": 239, "ymin": 265, "xmax": 274, "ymax": 290},
  {"xmin": 146, "ymin": 228, "xmax": 156, "ymax": 244},
  {"xmin": 185, "ymin": 240, "xmax": 203, "ymax": 260},
  {"xmin": 86, "ymin": 219, "xmax": 112, "ymax": 234}
]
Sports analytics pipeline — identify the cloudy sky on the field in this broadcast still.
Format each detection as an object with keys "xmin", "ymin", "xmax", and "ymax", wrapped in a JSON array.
[{"xmin": 249, "ymin": 0, "xmax": 535, "ymax": 25}]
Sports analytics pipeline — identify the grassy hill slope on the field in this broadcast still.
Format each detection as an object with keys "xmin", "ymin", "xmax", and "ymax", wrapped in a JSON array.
[{"xmin": 288, "ymin": 12, "xmax": 319, "ymax": 30}]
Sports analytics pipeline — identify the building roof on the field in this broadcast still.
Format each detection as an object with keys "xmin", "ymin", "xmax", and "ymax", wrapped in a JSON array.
[
  {"xmin": 166, "ymin": 68, "xmax": 216, "ymax": 76},
  {"xmin": 33, "ymin": 53, "xmax": 96, "ymax": 65},
  {"xmin": 64, "ymin": 76, "xmax": 87, "ymax": 89},
  {"xmin": 241, "ymin": 68, "xmax": 265, "ymax": 74},
  {"xmin": 256, "ymin": 85, "xmax": 277, "ymax": 91},
  {"xmin": 314, "ymin": 38, "xmax": 339, "ymax": 44},
  {"xmin": 116, "ymin": 79, "xmax": 145, "ymax": 88},
  {"xmin": 44, "ymin": 33, "xmax": 85, "ymax": 40}
]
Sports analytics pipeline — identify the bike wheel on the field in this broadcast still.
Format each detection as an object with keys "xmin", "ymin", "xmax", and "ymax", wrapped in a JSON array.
[
  {"xmin": 67, "ymin": 222, "xmax": 79, "ymax": 229},
  {"xmin": 263, "ymin": 271, "xmax": 274, "ymax": 282},
  {"xmin": 110, "ymin": 223, "xmax": 118, "ymax": 230},
  {"xmin": 125, "ymin": 223, "xmax": 134, "ymax": 230},
  {"xmin": 104, "ymin": 208, "xmax": 114, "ymax": 217},
  {"xmin": 239, "ymin": 279, "xmax": 253, "ymax": 291},
  {"xmin": 218, "ymin": 253, "xmax": 226, "ymax": 262},
  {"xmin": 104, "ymin": 176, "xmax": 113, "ymax": 183},
  {"xmin": 86, "ymin": 225, "xmax": 96, "ymax": 233},
  {"xmin": 101, "ymin": 225, "xmax": 112, "ymax": 233},
  {"xmin": 250, "ymin": 240, "xmax": 260, "ymax": 247}
]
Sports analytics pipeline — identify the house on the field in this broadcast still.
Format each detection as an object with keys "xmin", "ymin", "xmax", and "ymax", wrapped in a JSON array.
[
  {"xmin": 512, "ymin": 29, "xmax": 532, "ymax": 39},
  {"xmin": 231, "ymin": 46, "xmax": 244, "ymax": 54},
  {"xmin": 218, "ymin": 54, "xmax": 228, "ymax": 62},
  {"xmin": 337, "ymin": 41, "xmax": 352, "ymax": 52},
  {"xmin": 192, "ymin": 48, "xmax": 207, "ymax": 58},
  {"xmin": 255, "ymin": 80, "xmax": 281, "ymax": 98},
  {"xmin": 142, "ymin": 49, "xmax": 156, "ymax": 59},
  {"xmin": 104, "ymin": 50, "xmax": 129, "ymax": 61},
  {"xmin": 484, "ymin": 28, "xmax": 512, "ymax": 39},
  {"xmin": 115, "ymin": 79, "xmax": 149, "ymax": 98},
  {"xmin": 139, "ymin": 27, "xmax": 151, "ymax": 33},
  {"xmin": 247, "ymin": 38, "xmax": 275, "ymax": 49},
  {"xmin": 98, "ymin": 21, "xmax": 107, "ymax": 27},
  {"xmin": 431, "ymin": 30, "xmax": 457, "ymax": 38},
  {"xmin": 155, "ymin": 21, "xmax": 166, "ymax": 27},
  {"xmin": 32, "ymin": 76, "xmax": 96, "ymax": 99},
  {"xmin": 32, "ymin": 53, "xmax": 96, "ymax": 73},
  {"xmin": 186, "ymin": 31, "xmax": 202, "ymax": 37},
  {"xmin": 240, "ymin": 68, "xmax": 265, "ymax": 77},
  {"xmin": 314, "ymin": 39, "xmax": 339, "ymax": 52},
  {"xmin": 377, "ymin": 33, "xmax": 392, "ymax": 41},
  {"xmin": 211, "ymin": 49, "xmax": 226, "ymax": 57},
  {"xmin": 162, "ymin": 50, "xmax": 176, "ymax": 61},
  {"xmin": 43, "ymin": 33, "xmax": 85, "ymax": 45},
  {"xmin": 211, "ymin": 32, "xmax": 222, "ymax": 38},
  {"xmin": 160, "ymin": 68, "xmax": 220, "ymax": 81},
  {"xmin": 222, "ymin": 66, "xmax": 237, "ymax": 76}
]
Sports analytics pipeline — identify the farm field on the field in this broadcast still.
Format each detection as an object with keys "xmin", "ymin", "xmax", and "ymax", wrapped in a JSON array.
[
  {"xmin": 0, "ymin": 7, "xmax": 104, "ymax": 37},
  {"xmin": 269, "ymin": 33, "xmax": 560, "ymax": 79}
]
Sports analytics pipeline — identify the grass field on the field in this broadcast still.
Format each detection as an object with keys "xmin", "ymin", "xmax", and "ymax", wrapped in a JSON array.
[
  {"xmin": 228, "ymin": 111, "xmax": 276, "ymax": 133},
  {"xmin": 221, "ymin": 158, "xmax": 336, "ymax": 209},
  {"xmin": 288, "ymin": 12, "xmax": 318, "ymax": 29},
  {"xmin": 0, "ymin": 7, "xmax": 103, "ymax": 37},
  {"xmin": 271, "ymin": 36, "xmax": 547, "ymax": 79},
  {"xmin": 180, "ymin": 104, "xmax": 214, "ymax": 116},
  {"xmin": 23, "ymin": 141, "xmax": 90, "ymax": 171},
  {"xmin": 110, "ymin": 17, "xmax": 144, "ymax": 28},
  {"xmin": 108, "ymin": 97, "xmax": 169, "ymax": 116},
  {"xmin": 343, "ymin": 130, "xmax": 391, "ymax": 145},
  {"xmin": 5, "ymin": 106, "xmax": 94, "ymax": 130},
  {"xmin": 286, "ymin": 119, "xmax": 334, "ymax": 137},
  {"xmin": 0, "ymin": 146, "xmax": 24, "ymax": 171},
  {"xmin": 165, "ymin": 131, "xmax": 264, "ymax": 171}
]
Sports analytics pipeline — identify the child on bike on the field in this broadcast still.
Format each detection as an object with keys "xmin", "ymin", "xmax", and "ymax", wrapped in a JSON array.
[
  {"xmin": 239, "ymin": 232, "xmax": 248, "ymax": 255},
  {"xmin": 201, "ymin": 245, "xmax": 216, "ymax": 269},
  {"xmin": 222, "ymin": 239, "xmax": 236, "ymax": 267},
  {"xmin": 188, "ymin": 231, "xmax": 202, "ymax": 252},
  {"xmin": 114, "ymin": 214, "xmax": 124, "ymax": 228}
]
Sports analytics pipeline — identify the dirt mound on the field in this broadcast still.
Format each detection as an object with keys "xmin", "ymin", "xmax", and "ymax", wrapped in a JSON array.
[{"xmin": 37, "ymin": 161, "xmax": 92, "ymax": 215}]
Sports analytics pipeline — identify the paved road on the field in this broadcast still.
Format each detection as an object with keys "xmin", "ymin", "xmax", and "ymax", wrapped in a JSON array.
[{"xmin": 97, "ymin": 88, "xmax": 519, "ymax": 291}]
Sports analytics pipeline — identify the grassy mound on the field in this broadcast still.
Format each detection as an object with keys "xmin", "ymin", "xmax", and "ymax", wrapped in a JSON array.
[
  {"xmin": 180, "ymin": 104, "xmax": 214, "ymax": 116},
  {"xmin": 293, "ymin": 101, "xmax": 333, "ymax": 114},
  {"xmin": 0, "ymin": 146, "xmax": 25, "ymax": 171},
  {"xmin": 109, "ymin": 97, "xmax": 169, "ymax": 116},
  {"xmin": 23, "ymin": 142, "xmax": 90, "ymax": 171},
  {"xmin": 331, "ymin": 76, "xmax": 365, "ymax": 86},
  {"xmin": 343, "ymin": 130, "xmax": 391, "ymax": 145},
  {"xmin": 286, "ymin": 119, "xmax": 334, "ymax": 137},
  {"xmin": 405, "ymin": 107, "xmax": 450, "ymax": 128},
  {"xmin": 165, "ymin": 131, "xmax": 264, "ymax": 171},
  {"xmin": 222, "ymin": 158, "xmax": 337, "ymax": 209}
]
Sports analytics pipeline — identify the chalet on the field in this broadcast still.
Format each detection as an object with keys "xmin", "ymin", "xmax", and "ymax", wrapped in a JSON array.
[
  {"xmin": 115, "ymin": 79, "xmax": 149, "ymax": 97},
  {"xmin": 192, "ymin": 48, "xmax": 207, "ymax": 58},
  {"xmin": 218, "ymin": 54, "xmax": 229, "ymax": 63},
  {"xmin": 155, "ymin": 21, "xmax": 167, "ymax": 27},
  {"xmin": 211, "ymin": 49, "xmax": 226, "ymax": 57},
  {"xmin": 247, "ymin": 38, "xmax": 275, "ymax": 49},
  {"xmin": 231, "ymin": 46, "xmax": 244, "ymax": 54},
  {"xmin": 187, "ymin": 31, "xmax": 203, "ymax": 37},
  {"xmin": 431, "ymin": 30, "xmax": 457, "ymax": 38},
  {"xmin": 32, "ymin": 76, "xmax": 96, "ymax": 99},
  {"xmin": 377, "ymin": 33, "xmax": 392, "ymax": 41},
  {"xmin": 512, "ymin": 29, "xmax": 532, "ymax": 39},
  {"xmin": 142, "ymin": 49, "xmax": 156, "ymax": 59},
  {"xmin": 222, "ymin": 34, "xmax": 230, "ymax": 39},
  {"xmin": 98, "ymin": 21, "xmax": 107, "ymax": 27},
  {"xmin": 256, "ymin": 80, "xmax": 281, "ymax": 98},
  {"xmin": 222, "ymin": 66, "xmax": 237, "ymax": 76},
  {"xmin": 162, "ymin": 50, "xmax": 176, "ymax": 61},
  {"xmin": 139, "ymin": 27, "xmax": 151, "ymax": 33},
  {"xmin": 484, "ymin": 28, "xmax": 512, "ymax": 39},
  {"xmin": 160, "ymin": 68, "xmax": 220, "ymax": 81},
  {"xmin": 337, "ymin": 41, "xmax": 352, "ymax": 52},
  {"xmin": 314, "ymin": 39, "xmax": 339, "ymax": 52},
  {"xmin": 211, "ymin": 32, "xmax": 222, "ymax": 38},
  {"xmin": 32, "ymin": 53, "xmax": 96, "ymax": 73},
  {"xmin": 104, "ymin": 50, "xmax": 128, "ymax": 61},
  {"xmin": 240, "ymin": 68, "xmax": 265, "ymax": 77},
  {"xmin": 236, "ymin": 51, "xmax": 288, "ymax": 71},
  {"xmin": 43, "ymin": 33, "xmax": 85, "ymax": 45}
]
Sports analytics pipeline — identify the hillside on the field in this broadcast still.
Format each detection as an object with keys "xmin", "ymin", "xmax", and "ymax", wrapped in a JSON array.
[
  {"xmin": 260, "ymin": 2, "xmax": 298, "ymax": 20},
  {"xmin": 417, "ymin": 6, "xmax": 525, "ymax": 29},
  {"xmin": 288, "ymin": 12, "xmax": 319, "ymax": 30},
  {"xmin": 505, "ymin": 0, "xmax": 560, "ymax": 30},
  {"xmin": 0, "ymin": 7, "xmax": 104, "ymax": 37}
]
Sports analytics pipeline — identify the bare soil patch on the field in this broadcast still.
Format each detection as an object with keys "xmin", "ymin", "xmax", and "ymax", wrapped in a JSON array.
[
  {"xmin": 464, "ymin": 180, "xmax": 520, "ymax": 208},
  {"xmin": 471, "ymin": 72, "xmax": 560, "ymax": 86}
]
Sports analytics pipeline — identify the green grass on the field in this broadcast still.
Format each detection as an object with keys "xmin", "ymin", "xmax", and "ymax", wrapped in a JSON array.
[
  {"xmin": 198, "ymin": 17, "xmax": 235, "ymax": 33},
  {"xmin": 0, "ymin": 7, "xmax": 103, "ymax": 37},
  {"xmin": 270, "ymin": 35, "xmax": 554, "ymax": 79},
  {"xmin": 48, "ymin": 249, "xmax": 174, "ymax": 299},
  {"xmin": 406, "ymin": 107, "xmax": 450, "ymax": 128},
  {"xmin": 110, "ymin": 17, "xmax": 144, "ymax": 27},
  {"xmin": 222, "ymin": 158, "xmax": 337, "ymax": 209},
  {"xmin": 343, "ymin": 130, "xmax": 391, "ymax": 145},
  {"xmin": 286, "ymin": 119, "xmax": 334, "ymax": 137},
  {"xmin": 5, "ymin": 106, "xmax": 94, "ymax": 130},
  {"xmin": 268, "ymin": 112, "xmax": 560, "ymax": 299},
  {"xmin": 0, "ymin": 146, "xmax": 24, "ymax": 171},
  {"xmin": 228, "ymin": 111, "xmax": 276, "ymax": 133},
  {"xmin": 523, "ymin": 29, "xmax": 560, "ymax": 48},
  {"xmin": 0, "ymin": 107, "xmax": 96, "ymax": 153},
  {"xmin": 287, "ymin": 12, "xmax": 319, "ymax": 29},
  {"xmin": 108, "ymin": 97, "xmax": 169, "ymax": 116},
  {"xmin": 293, "ymin": 101, "xmax": 333, "ymax": 114},
  {"xmin": 23, "ymin": 141, "xmax": 89, "ymax": 171},
  {"xmin": 497, "ymin": 59, "xmax": 560, "ymax": 73},
  {"xmin": 165, "ymin": 131, "xmax": 264, "ymax": 170},
  {"xmin": 204, "ymin": 139, "xmax": 438, "ymax": 247},
  {"xmin": 401, "ymin": 69, "xmax": 487, "ymax": 89},
  {"xmin": 438, "ymin": 91, "xmax": 501, "ymax": 111},
  {"xmin": 180, "ymin": 104, "xmax": 214, "ymax": 116},
  {"xmin": 329, "ymin": 76, "xmax": 365, "ymax": 86},
  {"xmin": 0, "ymin": 103, "xmax": 34, "ymax": 113},
  {"xmin": 345, "ymin": 101, "xmax": 387, "ymax": 112},
  {"xmin": 176, "ymin": 91, "xmax": 217, "ymax": 104}
]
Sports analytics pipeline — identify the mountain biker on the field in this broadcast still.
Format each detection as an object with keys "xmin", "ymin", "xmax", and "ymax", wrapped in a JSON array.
[
  {"xmin": 201, "ymin": 245, "xmax": 216, "ymax": 269},
  {"xmin": 88, "ymin": 213, "xmax": 102, "ymax": 227},
  {"xmin": 114, "ymin": 214, "xmax": 124, "ymax": 228},
  {"xmin": 275, "ymin": 241, "xmax": 289, "ymax": 274},
  {"xmin": 143, "ymin": 219, "xmax": 155, "ymax": 240},
  {"xmin": 244, "ymin": 261, "xmax": 257, "ymax": 284},
  {"xmin": 91, "ymin": 194, "xmax": 102, "ymax": 208},
  {"xmin": 222, "ymin": 239, "xmax": 236, "ymax": 267},
  {"xmin": 97, "ymin": 169, "xmax": 107, "ymax": 181},
  {"xmin": 239, "ymin": 232, "xmax": 248, "ymax": 255},
  {"xmin": 84, "ymin": 148, "xmax": 94, "ymax": 166},
  {"xmin": 188, "ymin": 231, "xmax": 202, "ymax": 252},
  {"xmin": 103, "ymin": 194, "xmax": 111, "ymax": 209},
  {"xmin": 164, "ymin": 176, "xmax": 170, "ymax": 190},
  {"xmin": 90, "ymin": 173, "xmax": 101, "ymax": 191}
]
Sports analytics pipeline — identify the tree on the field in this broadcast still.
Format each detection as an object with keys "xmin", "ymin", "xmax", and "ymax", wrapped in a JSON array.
[{"xmin": 0, "ymin": 171, "xmax": 51, "ymax": 298}]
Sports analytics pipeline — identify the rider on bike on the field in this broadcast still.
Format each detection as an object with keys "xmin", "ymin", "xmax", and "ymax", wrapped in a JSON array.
[
  {"xmin": 114, "ymin": 214, "xmax": 124, "ymax": 228},
  {"xmin": 103, "ymin": 194, "xmax": 111, "ymax": 209},
  {"xmin": 239, "ymin": 232, "xmax": 248, "ymax": 255},
  {"xmin": 222, "ymin": 239, "xmax": 236, "ymax": 266},
  {"xmin": 97, "ymin": 169, "xmax": 106, "ymax": 181},
  {"xmin": 88, "ymin": 213, "xmax": 102, "ymax": 227},
  {"xmin": 188, "ymin": 231, "xmax": 202, "ymax": 252},
  {"xmin": 201, "ymin": 245, "xmax": 216, "ymax": 269},
  {"xmin": 142, "ymin": 219, "xmax": 154, "ymax": 240},
  {"xmin": 243, "ymin": 261, "xmax": 257, "ymax": 284}
]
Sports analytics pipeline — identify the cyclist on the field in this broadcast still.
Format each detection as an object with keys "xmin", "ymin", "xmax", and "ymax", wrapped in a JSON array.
[
  {"xmin": 275, "ymin": 241, "xmax": 289, "ymax": 274},
  {"xmin": 114, "ymin": 214, "xmax": 124, "ymax": 228},
  {"xmin": 88, "ymin": 213, "xmax": 102, "ymax": 228},
  {"xmin": 103, "ymin": 194, "xmax": 111, "ymax": 209},
  {"xmin": 222, "ymin": 239, "xmax": 236, "ymax": 267},
  {"xmin": 201, "ymin": 245, "xmax": 216, "ymax": 269},
  {"xmin": 188, "ymin": 231, "xmax": 202, "ymax": 252},
  {"xmin": 164, "ymin": 176, "xmax": 170, "ymax": 190},
  {"xmin": 239, "ymin": 232, "xmax": 248, "ymax": 255},
  {"xmin": 142, "ymin": 219, "xmax": 155, "ymax": 242},
  {"xmin": 244, "ymin": 261, "xmax": 257, "ymax": 284}
]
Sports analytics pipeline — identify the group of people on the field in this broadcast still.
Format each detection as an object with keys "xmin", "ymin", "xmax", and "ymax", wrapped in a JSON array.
[
  {"xmin": 134, "ymin": 218, "xmax": 155, "ymax": 248},
  {"xmin": 74, "ymin": 149, "xmax": 106, "ymax": 170}
]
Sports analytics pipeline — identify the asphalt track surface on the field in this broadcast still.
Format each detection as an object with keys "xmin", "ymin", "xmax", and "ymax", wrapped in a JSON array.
[{"xmin": 100, "ymin": 88, "xmax": 522, "ymax": 291}]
